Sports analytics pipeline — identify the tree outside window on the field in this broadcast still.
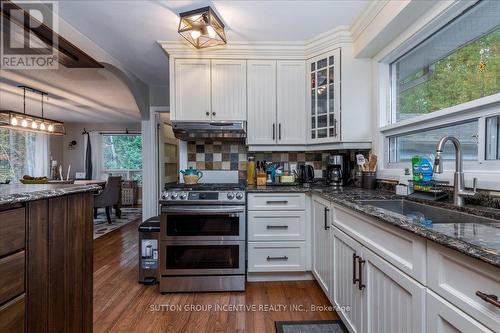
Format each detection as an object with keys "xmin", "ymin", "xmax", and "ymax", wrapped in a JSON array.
[
  {"xmin": 0, "ymin": 128, "xmax": 48, "ymax": 182},
  {"xmin": 102, "ymin": 134, "xmax": 142, "ymax": 184}
]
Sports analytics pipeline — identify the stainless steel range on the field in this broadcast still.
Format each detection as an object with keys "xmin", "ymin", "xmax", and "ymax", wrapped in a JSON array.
[{"xmin": 159, "ymin": 184, "xmax": 246, "ymax": 292}]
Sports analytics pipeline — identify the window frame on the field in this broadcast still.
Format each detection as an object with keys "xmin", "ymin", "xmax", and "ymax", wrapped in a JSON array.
[
  {"xmin": 0, "ymin": 128, "xmax": 49, "ymax": 182},
  {"xmin": 373, "ymin": 0, "xmax": 500, "ymax": 190},
  {"xmin": 101, "ymin": 133, "xmax": 142, "ymax": 183}
]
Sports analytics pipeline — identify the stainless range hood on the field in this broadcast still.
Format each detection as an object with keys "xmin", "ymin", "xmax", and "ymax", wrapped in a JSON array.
[{"xmin": 172, "ymin": 121, "xmax": 246, "ymax": 140}]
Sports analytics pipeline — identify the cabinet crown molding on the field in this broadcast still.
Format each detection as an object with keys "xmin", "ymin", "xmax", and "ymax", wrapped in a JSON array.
[{"xmin": 158, "ymin": 26, "xmax": 352, "ymax": 60}]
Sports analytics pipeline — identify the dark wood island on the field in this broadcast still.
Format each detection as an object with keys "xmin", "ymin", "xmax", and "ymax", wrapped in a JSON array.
[{"xmin": 0, "ymin": 184, "xmax": 100, "ymax": 333}]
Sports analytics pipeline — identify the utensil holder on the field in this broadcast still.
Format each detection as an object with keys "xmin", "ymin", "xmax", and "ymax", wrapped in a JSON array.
[
  {"xmin": 362, "ymin": 171, "xmax": 377, "ymax": 190},
  {"xmin": 354, "ymin": 171, "xmax": 363, "ymax": 188}
]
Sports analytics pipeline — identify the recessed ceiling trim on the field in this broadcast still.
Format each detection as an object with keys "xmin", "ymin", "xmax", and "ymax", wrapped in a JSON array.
[{"xmin": 159, "ymin": 26, "xmax": 352, "ymax": 60}]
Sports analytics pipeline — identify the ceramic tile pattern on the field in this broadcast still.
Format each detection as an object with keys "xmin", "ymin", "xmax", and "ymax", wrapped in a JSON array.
[{"xmin": 186, "ymin": 141, "xmax": 367, "ymax": 181}]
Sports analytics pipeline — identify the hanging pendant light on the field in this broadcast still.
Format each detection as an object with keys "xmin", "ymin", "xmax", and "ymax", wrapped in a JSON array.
[
  {"xmin": 177, "ymin": 6, "xmax": 227, "ymax": 49},
  {"xmin": 0, "ymin": 85, "xmax": 65, "ymax": 135}
]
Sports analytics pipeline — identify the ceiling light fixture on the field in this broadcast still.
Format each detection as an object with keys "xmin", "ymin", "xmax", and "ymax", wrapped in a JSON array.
[
  {"xmin": 178, "ymin": 6, "xmax": 227, "ymax": 49},
  {"xmin": 0, "ymin": 86, "xmax": 65, "ymax": 135}
]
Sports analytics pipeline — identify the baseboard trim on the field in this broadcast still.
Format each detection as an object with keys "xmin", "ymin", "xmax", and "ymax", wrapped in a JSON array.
[{"xmin": 247, "ymin": 271, "xmax": 314, "ymax": 282}]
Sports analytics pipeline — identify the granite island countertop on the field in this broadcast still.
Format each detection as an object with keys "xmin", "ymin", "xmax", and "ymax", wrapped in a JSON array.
[
  {"xmin": 0, "ymin": 183, "xmax": 102, "ymax": 206},
  {"xmin": 247, "ymin": 184, "xmax": 500, "ymax": 268}
]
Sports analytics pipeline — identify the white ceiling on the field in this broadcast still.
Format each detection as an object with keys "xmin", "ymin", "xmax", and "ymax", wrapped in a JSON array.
[
  {"xmin": 0, "ymin": 68, "xmax": 140, "ymax": 123},
  {"xmin": 2, "ymin": 0, "xmax": 370, "ymax": 123},
  {"xmin": 56, "ymin": 0, "xmax": 371, "ymax": 86}
]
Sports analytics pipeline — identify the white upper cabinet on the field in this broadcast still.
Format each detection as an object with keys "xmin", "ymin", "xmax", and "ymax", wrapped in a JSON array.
[
  {"xmin": 277, "ymin": 60, "xmax": 306, "ymax": 144},
  {"xmin": 308, "ymin": 49, "xmax": 340, "ymax": 143},
  {"xmin": 173, "ymin": 59, "xmax": 246, "ymax": 122},
  {"xmin": 211, "ymin": 60, "xmax": 247, "ymax": 121},
  {"xmin": 247, "ymin": 59, "xmax": 306, "ymax": 146},
  {"xmin": 247, "ymin": 60, "xmax": 277, "ymax": 145},
  {"xmin": 307, "ymin": 46, "xmax": 372, "ymax": 145},
  {"xmin": 174, "ymin": 59, "xmax": 211, "ymax": 121},
  {"xmin": 171, "ymin": 45, "xmax": 371, "ymax": 146}
]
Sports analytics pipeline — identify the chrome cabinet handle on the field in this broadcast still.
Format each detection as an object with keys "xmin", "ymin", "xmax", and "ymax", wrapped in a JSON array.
[
  {"xmin": 266, "ymin": 225, "xmax": 288, "ymax": 229},
  {"xmin": 267, "ymin": 256, "xmax": 288, "ymax": 261},
  {"xmin": 476, "ymin": 291, "xmax": 500, "ymax": 308},
  {"xmin": 266, "ymin": 200, "xmax": 288, "ymax": 204},
  {"xmin": 212, "ymin": 112, "xmax": 216, "ymax": 116},
  {"xmin": 352, "ymin": 254, "xmax": 359, "ymax": 285},
  {"xmin": 358, "ymin": 257, "xmax": 366, "ymax": 290},
  {"xmin": 333, "ymin": 119, "xmax": 338, "ymax": 137},
  {"xmin": 279, "ymin": 123, "xmax": 282, "ymax": 140},
  {"xmin": 273, "ymin": 124, "xmax": 276, "ymax": 140},
  {"xmin": 206, "ymin": 111, "xmax": 210, "ymax": 116},
  {"xmin": 324, "ymin": 207, "xmax": 330, "ymax": 230}
]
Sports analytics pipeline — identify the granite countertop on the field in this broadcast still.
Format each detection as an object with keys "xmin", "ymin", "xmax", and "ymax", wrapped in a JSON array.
[
  {"xmin": 247, "ymin": 184, "xmax": 500, "ymax": 268},
  {"xmin": 0, "ymin": 183, "xmax": 102, "ymax": 206}
]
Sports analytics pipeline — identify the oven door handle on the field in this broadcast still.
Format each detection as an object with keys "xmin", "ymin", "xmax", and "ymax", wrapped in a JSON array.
[{"xmin": 162, "ymin": 206, "xmax": 245, "ymax": 214}]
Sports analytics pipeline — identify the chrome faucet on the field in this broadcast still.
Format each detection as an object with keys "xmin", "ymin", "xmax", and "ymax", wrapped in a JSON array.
[{"xmin": 434, "ymin": 136, "xmax": 477, "ymax": 207}]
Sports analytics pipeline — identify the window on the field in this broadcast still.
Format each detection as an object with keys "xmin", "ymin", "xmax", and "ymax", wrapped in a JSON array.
[
  {"xmin": 102, "ymin": 134, "xmax": 142, "ymax": 184},
  {"xmin": 392, "ymin": 1, "xmax": 500, "ymax": 123},
  {"xmin": 0, "ymin": 128, "xmax": 49, "ymax": 182},
  {"xmin": 389, "ymin": 121, "xmax": 478, "ymax": 163},
  {"xmin": 383, "ymin": 0, "xmax": 500, "ymax": 172}
]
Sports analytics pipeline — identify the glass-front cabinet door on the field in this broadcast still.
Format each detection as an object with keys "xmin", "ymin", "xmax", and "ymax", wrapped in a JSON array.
[{"xmin": 308, "ymin": 49, "xmax": 341, "ymax": 143}]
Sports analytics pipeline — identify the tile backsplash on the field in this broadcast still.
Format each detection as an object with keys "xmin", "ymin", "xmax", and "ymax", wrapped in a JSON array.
[{"xmin": 186, "ymin": 140, "xmax": 367, "ymax": 181}]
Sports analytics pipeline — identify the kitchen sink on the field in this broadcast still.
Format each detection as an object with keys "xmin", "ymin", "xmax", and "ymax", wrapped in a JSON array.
[{"xmin": 358, "ymin": 200, "xmax": 499, "ymax": 225}]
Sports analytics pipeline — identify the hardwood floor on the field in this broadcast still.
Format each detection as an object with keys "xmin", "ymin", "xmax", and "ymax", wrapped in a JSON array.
[{"xmin": 93, "ymin": 220, "xmax": 339, "ymax": 333}]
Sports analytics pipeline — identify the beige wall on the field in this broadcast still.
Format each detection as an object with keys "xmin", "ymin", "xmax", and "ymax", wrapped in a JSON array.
[
  {"xmin": 58, "ymin": 122, "xmax": 141, "ymax": 178},
  {"xmin": 49, "ymin": 136, "xmax": 64, "ymax": 167}
]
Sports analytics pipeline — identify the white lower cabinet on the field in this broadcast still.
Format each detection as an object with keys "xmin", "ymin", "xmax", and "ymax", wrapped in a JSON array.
[
  {"xmin": 247, "ymin": 193, "xmax": 308, "ymax": 278},
  {"xmin": 332, "ymin": 226, "xmax": 364, "ymax": 333},
  {"xmin": 248, "ymin": 211, "xmax": 306, "ymax": 241},
  {"xmin": 312, "ymin": 196, "xmax": 332, "ymax": 296},
  {"xmin": 247, "ymin": 242, "xmax": 306, "ymax": 272},
  {"xmin": 427, "ymin": 290, "xmax": 494, "ymax": 333},
  {"xmin": 363, "ymin": 246, "xmax": 426, "ymax": 333},
  {"xmin": 426, "ymin": 241, "xmax": 500, "ymax": 331},
  {"xmin": 331, "ymin": 225, "xmax": 425, "ymax": 333},
  {"xmin": 323, "ymin": 202, "xmax": 499, "ymax": 333}
]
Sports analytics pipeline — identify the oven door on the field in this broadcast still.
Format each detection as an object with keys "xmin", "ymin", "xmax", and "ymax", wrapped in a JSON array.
[
  {"xmin": 161, "ymin": 205, "xmax": 245, "ymax": 241},
  {"xmin": 160, "ymin": 240, "xmax": 245, "ymax": 276}
]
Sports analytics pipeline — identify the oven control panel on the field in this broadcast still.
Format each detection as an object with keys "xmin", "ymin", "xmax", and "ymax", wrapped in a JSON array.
[{"xmin": 160, "ymin": 191, "xmax": 245, "ymax": 203}]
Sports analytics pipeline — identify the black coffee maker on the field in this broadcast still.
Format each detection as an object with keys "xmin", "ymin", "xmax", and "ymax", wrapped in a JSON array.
[{"xmin": 326, "ymin": 154, "xmax": 348, "ymax": 187}]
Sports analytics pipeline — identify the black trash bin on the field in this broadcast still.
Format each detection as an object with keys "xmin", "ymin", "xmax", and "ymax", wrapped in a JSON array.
[{"xmin": 138, "ymin": 216, "xmax": 160, "ymax": 284}]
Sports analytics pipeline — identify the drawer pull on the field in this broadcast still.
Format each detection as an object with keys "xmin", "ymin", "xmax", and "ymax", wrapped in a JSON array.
[
  {"xmin": 266, "ymin": 225, "xmax": 288, "ymax": 229},
  {"xmin": 266, "ymin": 200, "xmax": 288, "ymax": 204},
  {"xmin": 324, "ymin": 207, "xmax": 330, "ymax": 230},
  {"xmin": 476, "ymin": 291, "xmax": 500, "ymax": 308},
  {"xmin": 357, "ymin": 257, "xmax": 366, "ymax": 290},
  {"xmin": 267, "ymin": 256, "xmax": 288, "ymax": 261},
  {"xmin": 352, "ymin": 254, "xmax": 359, "ymax": 285}
]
